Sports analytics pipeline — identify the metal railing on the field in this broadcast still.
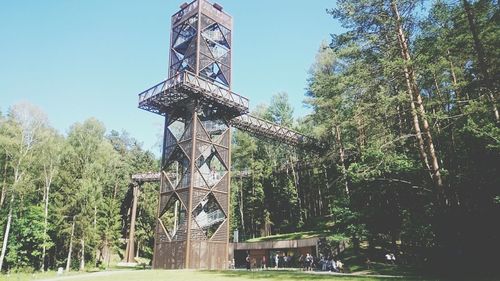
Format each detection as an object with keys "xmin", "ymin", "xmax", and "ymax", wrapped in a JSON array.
[
  {"xmin": 196, "ymin": 209, "xmax": 225, "ymax": 229},
  {"xmin": 137, "ymin": 71, "xmax": 249, "ymax": 115},
  {"xmin": 132, "ymin": 172, "xmax": 161, "ymax": 183},
  {"xmin": 182, "ymin": 71, "xmax": 249, "ymax": 112},
  {"xmin": 132, "ymin": 170, "xmax": 253, "ymax": 184},
  {"xmin": 230, "ymin": 114, "xmax": 313, "ymax": 147},
  {"xmin": 137, "ymin": 72, "xmax": 320, "ymax": 149},
  {"xmin": 138, "ymin": 73, "xmax": 184, "ymax": 105}
]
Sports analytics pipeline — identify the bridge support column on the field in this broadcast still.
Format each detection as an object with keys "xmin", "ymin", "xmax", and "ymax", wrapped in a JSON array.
[{"xmin": 125, "ymin": 183, "xmax": 140, "ymax": 263}]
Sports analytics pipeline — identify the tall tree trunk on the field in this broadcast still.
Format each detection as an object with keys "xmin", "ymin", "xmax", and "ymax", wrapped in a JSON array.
[
  {"xmin": 0, "ymin": 194, "xmax": 14, "ymax": 271},
  {"xmin": 433, "ymin": 73, "xmax": 445, "ymax": 109},
  {"xmin": 66, "ymin": 217, "xmax": 76, "ymax": 272},
  {"xmin": 41, "ymin": 168, "xmax": 53, "ymax": 271},
  {"xmin": 335, "ymin": 125, "xmax": 350, "ymax": 198},
  {"xmin": 136, "ymin": 240, "xmax": 140, "ymax": 258},
  {"xmin": 0, "ymin": 155, "xmax": 7, "ymax": 208},
  {"xmin": 446, "ymin": 49, "xmax": 465, "ymax": 106},
  {"xmin": 322, "ymin": 164, "xmax": 334, "ymax": 213},
  {"xmin": 113, "ymin": 182, "xmax": 118, "ymax": 199},
  {"xmin": 80, "ymin": 238, "xmax": 85, "ymax": 271},
  {"xmin": 396, "ymin": 105, "xmax": 405, "ymax": 137},
  {"xmin": 462, "ymin": 0, "xmax": 499, "ymax": 122},
  {"xmin": 94, "ymin": 205, "xmax": 97, "ymax": 228},
  {"xmin": 391, "ymin": 1, "xmax": 444, "ymax": 192},
  {"xmin": 107, "ymin": 242, "xmax": 112, "ymax": 268},
  {"xmin": 317, "ymin": 175, "xmax": 324, "ymax": 215},
  {"xmin": 288, "ymin": 156, "xmax": 303, "ymax": 216},
  {"xmin": 238, "ymin": 175, "xmax": 245, "ymax": 235},
  {"xmin": 431, "ymin": 76, "xmax": 443, "ymax": 134},
  {"xmin": 355, "ymin": 114, "xmax": 366, "ymax": 150},
  {"xmin": 396, "ymin": 65, "xmax": 433, "ymax": 175}
]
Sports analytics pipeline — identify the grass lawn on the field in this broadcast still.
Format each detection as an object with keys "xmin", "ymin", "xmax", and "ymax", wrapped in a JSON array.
[
  {"xmin": 0, "ymin": 269, "xmax": 443, "ymax": 281},
  {"xmin": 0, "ymin": 270, "xmax": 86, "ymax": 281}
]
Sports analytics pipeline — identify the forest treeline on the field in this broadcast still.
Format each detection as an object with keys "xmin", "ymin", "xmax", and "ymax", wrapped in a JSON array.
[
  {"xmin": 0, "ymin": 104, "xmax": 159, "ymax": 272},
  {"xmin": 231, "ymin": 0, "xmax": 499, "ymax": 275},
  {"xmin": 0, "ymin": 0, "xmax": 499, "ymax": 276}
]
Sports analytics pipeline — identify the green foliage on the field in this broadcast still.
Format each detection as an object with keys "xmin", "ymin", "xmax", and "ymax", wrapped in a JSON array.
[
  {"xmin": 5, "ymin": 205, "xmax": 49, "ymax": 270},
  {"xmin": 0, "ymin": 104, "xmax": 159, "ymax": 272},
  {"xmin": 306, "ymin": 0, "xmax": 500, "ymax": 274},
  {"xmin": 231, "ymin": 93, "xmax": 308, "ymax": 239},
  {"xmin": 97, "ymin": 198, "xmax": 121, "ymax": 253}
]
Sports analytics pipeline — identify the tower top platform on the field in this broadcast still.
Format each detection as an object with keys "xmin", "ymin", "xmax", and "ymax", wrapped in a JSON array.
[{"xmin": 138, "ymin": 71, "xmax": 249, "ymax": 118}]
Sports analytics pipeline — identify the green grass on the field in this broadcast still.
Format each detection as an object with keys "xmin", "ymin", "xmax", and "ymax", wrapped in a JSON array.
[
  {"xmin": 0, "ymin": 269, "xmax": 444, "ymax": 281},
  {"xmin": 0, "ymin": 270, "xmax": 85, "ymax": 281},
  {"xmin": 205, "ymin": 270, "xmax": 430, "ymax": 281}
]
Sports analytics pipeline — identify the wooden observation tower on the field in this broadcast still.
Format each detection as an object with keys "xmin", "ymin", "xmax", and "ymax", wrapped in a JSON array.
[{"xmin": 137, "ymin": 0, "xmax": 316, "ymax": 270}]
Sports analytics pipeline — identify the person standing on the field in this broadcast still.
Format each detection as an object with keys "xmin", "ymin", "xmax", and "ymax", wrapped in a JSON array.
[
  {"xmin": 331, "ymin": 257, "xmax": 338, "ymax": 272},
  {"xmin": 275, "ymin": 254, "xmax": 279, "ymax": 269},
  {"xmin": 305, "ymin": 253, "xmax": 312, "ymax": 271},
  {"xmin": 261, "ymin": 255, "xmax": 267, "ymax": 270},
  {"xmin": 336, "ymin": 259, "xmax": 344, "ymax": 273},
  {"xmin": 321, "ymin": 256, "xmax": 326, "ymax": 271},
  {"xmin": 246, "ymin": 254, "xmax": 251, "ymax": 270}
]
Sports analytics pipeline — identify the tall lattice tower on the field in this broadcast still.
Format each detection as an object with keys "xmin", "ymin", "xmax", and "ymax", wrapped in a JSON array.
[{"xmin": 138, "ymin": 0, "xmax": 248, "ymax": 269}]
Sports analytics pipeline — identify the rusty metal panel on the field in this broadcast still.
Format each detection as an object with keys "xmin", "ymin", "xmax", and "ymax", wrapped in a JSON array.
[
  {"xmin": 189, "ymin": 240, "xmax": 201, "ymax": 268},
  {"xmin": 210, "ymin": 220, "xmax": 227, "ymax": 242},
  {"xmin": 154, "ymin": 241, "xmax": 187, "ymax": 269},
  {"xmin": 212, "ymin": 242, "xmax": 227, "ymax": 269},
  {"xmin": 199, "ymin": 240, "xmax": 209, "ymax": 268}
]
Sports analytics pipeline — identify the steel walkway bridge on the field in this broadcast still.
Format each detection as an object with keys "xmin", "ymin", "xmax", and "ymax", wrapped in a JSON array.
[{"xmin": 138, "ymin": 71, "xmax": 317, "ymax": 148}]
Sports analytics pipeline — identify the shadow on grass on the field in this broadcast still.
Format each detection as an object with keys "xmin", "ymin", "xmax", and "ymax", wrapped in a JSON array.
[
  {"xmin": 202, "ymin": 270, "xmax": 414, "ymax": 281},
  {"xmin": 362, "ymin": 262, "xmax": 420, "ymax": 276},
  {"xmin": 110, "ymin": 265, "xmax": 152, "ymax": 271}
]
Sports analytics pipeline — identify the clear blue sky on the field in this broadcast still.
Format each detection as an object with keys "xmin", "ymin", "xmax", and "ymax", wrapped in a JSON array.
[{"xmin": 0, "ymin": 0, "xmax": 341, "ymax": 154}]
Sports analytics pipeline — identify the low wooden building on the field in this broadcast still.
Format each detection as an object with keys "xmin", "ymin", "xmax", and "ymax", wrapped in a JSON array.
[{"xmin": 231, "ymin": 237, "xmax": 319, "ymax": 268}]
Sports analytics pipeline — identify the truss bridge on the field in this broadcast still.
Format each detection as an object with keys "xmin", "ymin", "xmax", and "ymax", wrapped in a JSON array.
[{"xmin": 138, "ymin": 71, "xmax": 318, "ymax": 148}]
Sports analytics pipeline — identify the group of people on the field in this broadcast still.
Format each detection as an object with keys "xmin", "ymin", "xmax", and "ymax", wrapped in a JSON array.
[
  {"xmin": 298, "ymin": 253, "xmax": 314, "ymax": 271},
  {"xmin": 274, "ymin": 253, "xmax": 291, "ymax": 269},
  {"xmin": 297, "ymin": 253, "xmax": 344, "ymax": 272},
  {"xmin": 243, "ymin": 252, "xmax": 345, "ymax": 272},
  {"xmin": 244, "ymin": 254, "xmax": 269, "ymax": 270},
  {"xmin": 318, "ymin": 255, "xmax": 344, "ymax": 272}
]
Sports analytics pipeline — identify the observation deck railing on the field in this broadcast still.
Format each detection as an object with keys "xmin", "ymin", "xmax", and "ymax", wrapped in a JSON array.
[
  {"xmin": 132, "ymin": 170, "xmax": 253, "ymax": 184},
  {"xmin": 132, "ymin": 172, "xmax": 162, "ymax": 183},
  {"xmin": 138, "ymin": 71, "xmax": 249, "ymax": 116}
]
